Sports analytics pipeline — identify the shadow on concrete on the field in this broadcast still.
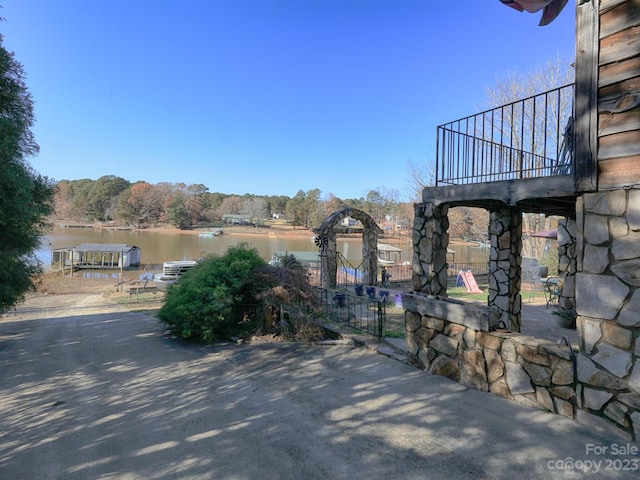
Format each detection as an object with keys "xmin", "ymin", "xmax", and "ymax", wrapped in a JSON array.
[{"xmin": 0, "ymin": 294, "xmax": 624, "ymax": 480}]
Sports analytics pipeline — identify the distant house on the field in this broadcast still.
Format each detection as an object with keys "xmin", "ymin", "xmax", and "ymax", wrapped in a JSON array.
[
  {"xmin": 52, "ymin": 243, "xmax": 141, "ymax": 269},
  {"xmin": 222, "ymin": 214, "xmax": 252, "ymax": 225},
  {"xmin": 272, "ymin": 213, "xmax": 286, "ymax": 219},
  {"xmin": 341, "ymin": 216, "xmax": 359, "ymax": 227}
]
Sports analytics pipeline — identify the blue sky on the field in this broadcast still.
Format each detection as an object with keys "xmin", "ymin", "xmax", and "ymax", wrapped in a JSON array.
[{"xmin": 1, "ymin": 0, "xmax": 575, "ymax": 200}]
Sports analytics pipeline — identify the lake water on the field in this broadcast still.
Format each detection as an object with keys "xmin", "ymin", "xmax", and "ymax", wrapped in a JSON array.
[{"xmin": 39, "ymin": 225, "xmax": 488, "ymax": 273}]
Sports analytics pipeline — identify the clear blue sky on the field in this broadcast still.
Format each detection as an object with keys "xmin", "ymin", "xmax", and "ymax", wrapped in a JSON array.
[{"xmin": 1, "ymin": 0, "xmax": 575, "ymax": 200}]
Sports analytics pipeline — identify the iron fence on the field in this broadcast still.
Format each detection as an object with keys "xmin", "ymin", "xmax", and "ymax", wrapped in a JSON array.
[
  {"xmin": 381, "ymin": 263, "xmax": 412, "ymax": 284},
  {"xmin": 312, "ymin": 286, "xmax": 386, "ymax": 341},
  {"xmin": 335, "ymin": 253, "xmax": 413, "ymax": 288},
  {"xmin": 448, "ymin": 262, "xmax": 489, "ymax": 278},
  {"xmin": 436, "ymin": 84, "xmax": 574, "ymax": 185}
]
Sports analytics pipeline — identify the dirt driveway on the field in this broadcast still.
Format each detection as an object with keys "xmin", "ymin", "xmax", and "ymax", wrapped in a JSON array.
[{"xmin": 0, "ymin": 293, "xmax": 629, "ymax": 479}]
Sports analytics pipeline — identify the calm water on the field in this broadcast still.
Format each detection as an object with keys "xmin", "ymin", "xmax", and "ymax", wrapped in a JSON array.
[
  {"xmin": 39, "ymin": 226, "xmax": 488, "ymax": 272},
  {"xmin": 40, "ymin": 226, "xmax": 380, "ymax": 270}
]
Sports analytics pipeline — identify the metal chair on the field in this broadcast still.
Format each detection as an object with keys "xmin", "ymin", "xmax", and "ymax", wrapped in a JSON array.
[
  {"xmin": 522, "ymin": 266, "xmax": 541, "ymax": 303},
  {"xmin": 544, "ymin": 276, "xmax": 560, "ymax": 308}
]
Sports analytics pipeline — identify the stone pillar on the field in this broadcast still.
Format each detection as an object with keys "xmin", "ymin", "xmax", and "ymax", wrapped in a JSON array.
[
  {"xmin": 488, "ymin": 208, "xmax": 522, "ymax": 332},
  {"xmin": 319, "ymin": 230, "xmax": 337, "ymax": 288},
  {"xmin": 412, "ymin": 202, "xmax": 449, "ymax": 296},
  {"xmin": 575, "ymin": 190, "xmax": 640, "ymax": 441},
  {"xmin": 361, "ymin": 227, "xmax": 378, "ymax": 286},
  {"xmin": 557, "ymin": 218, "xmax": 577, "ymax": 310}
]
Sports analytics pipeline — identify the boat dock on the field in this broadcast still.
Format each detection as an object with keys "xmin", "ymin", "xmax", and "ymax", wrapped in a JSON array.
[{"xmin": 52, "ymin": 243, "xmax": 141, "ymax": 272}]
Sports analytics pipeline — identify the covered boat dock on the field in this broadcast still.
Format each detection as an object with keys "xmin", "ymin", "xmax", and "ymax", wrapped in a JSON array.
[{"xmin": 52, "ymin": 243, "xmax": 141, "ymax": 271}]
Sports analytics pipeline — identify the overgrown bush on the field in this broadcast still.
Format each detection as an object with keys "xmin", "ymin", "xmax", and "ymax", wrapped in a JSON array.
[
  {"xmin": 257, "ymin": 257, "xmax": 321, "ymax": 341},
  {"xmin": 158, "ymin": 245, "xmax": 321, "ymax": 343},
  {"xmin": 158, "ymin": 244, "xmax": 271, "ymax": 342}
]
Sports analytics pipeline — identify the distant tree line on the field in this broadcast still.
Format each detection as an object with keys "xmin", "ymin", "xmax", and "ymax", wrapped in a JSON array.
[{"xmin": 52, "ymin": 176, "xmax": 416, "ymax": 232}]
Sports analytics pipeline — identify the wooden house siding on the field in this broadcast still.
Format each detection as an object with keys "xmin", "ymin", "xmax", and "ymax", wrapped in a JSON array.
[{"xmin": 596, "ymin": 0, "xmax": 640, "ymax": 188}]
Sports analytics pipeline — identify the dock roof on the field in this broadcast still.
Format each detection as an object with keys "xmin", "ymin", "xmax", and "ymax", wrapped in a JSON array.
[{"xmin": 54, "ymin": 243, "xmax": 139, "ymax": 253}]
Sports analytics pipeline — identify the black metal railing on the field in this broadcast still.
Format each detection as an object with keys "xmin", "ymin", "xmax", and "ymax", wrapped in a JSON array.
[
  {"xmin": 380, "ymin": 263, "xmax": 412, "ymax": 284},
  {"xmin": 436, "ymin": 84, "xmax": 574, "ymax": 185},
  {"xmin": 336, "ymin": 252, "xmax": 364, "ymax": 289},
  {"xmin": 312, "ymin": 287, "xmax": 386, "ymax": 342},
  {"xmin": 448, "ymin": 262, "xmax": 489, "ymax": 278}
]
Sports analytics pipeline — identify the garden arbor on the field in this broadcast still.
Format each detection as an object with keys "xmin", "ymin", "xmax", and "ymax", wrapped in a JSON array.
[{"xmin": 313, "ymin": 208, "xmax": 383, "ymax": 288}]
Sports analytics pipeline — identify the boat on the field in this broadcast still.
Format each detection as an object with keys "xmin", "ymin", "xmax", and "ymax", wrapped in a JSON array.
[
  {"xmin": 376, "ymin": 257, "xmax": 396, "ymax": 265},
  {"xmin": 153, "ymin": 260, "xmax": 198, "ymax": 290},
  {"xmin": 198, "ymin": 228, "xmax": 224, "ymax": 237},
  {"xmin": 153, "ymin": 274, "xmax": 179, "ymax": 291},
  {"xmin": 269, "ymin": 251, "xmax": 321, "ymax": 267}
]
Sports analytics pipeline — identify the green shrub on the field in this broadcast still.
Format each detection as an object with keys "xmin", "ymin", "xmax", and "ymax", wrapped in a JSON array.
[{"xmin": 158, "ymin": 244, "xmax": 271, "ymax": 342}]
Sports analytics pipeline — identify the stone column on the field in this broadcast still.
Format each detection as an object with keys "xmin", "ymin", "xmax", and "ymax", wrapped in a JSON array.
[
  {"xmin": 488, "ymin": 208, "xmax": 522, "ymax": 332},
  {"xmin": 412, "ymin": 202, "xmax": 449, "ymax": 296},
  {"xmin": 557, "ymin": 218, "xmax": 577, "ymax": 310},
  {"xmin": 575, "ymin": 190, "xmax": 640, "ymax": 441},
  {"xmin": 361, "ymin": 227, "xmax": 378, "ymax": 286},
  {"xmin": 319, "ymin": 230, "xmax": 337, "ymax": 288}
]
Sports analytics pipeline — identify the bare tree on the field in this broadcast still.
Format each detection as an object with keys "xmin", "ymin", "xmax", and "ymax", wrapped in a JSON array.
[
  {"xmin": 219, "ymin": 195, "xmax": 244, "ymax": 216},
  {"xmin": 485, "ymin": 53, "xmax": 574, "ymax": 108},
  {"xmin": 405, "ymin": 158, "xmax": 435, "ymax": 202},
  {"xmin": 483, "ymin": 54, "xmax": 574, "ymax": 265},
  {"xmin": 483, "ymin": 53, "xmax": 575, "ymax": 177},
  {"xmin": 242, "ymin": 197, "xmax": 268, "ymax": 227}
]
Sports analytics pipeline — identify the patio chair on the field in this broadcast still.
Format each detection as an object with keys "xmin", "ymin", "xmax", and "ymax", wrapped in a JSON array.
[
  {"xmin": 522, "ymin": 266, "xmax": 542, "ymax": 302},
  {"xmin": 544, "ymin": 276, "xmax": 560, "ymax": 308}
]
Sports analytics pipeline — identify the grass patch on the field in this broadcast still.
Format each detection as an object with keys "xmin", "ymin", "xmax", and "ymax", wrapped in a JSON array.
[
  {"xmin": 384, "ymin": 329, "xmax": 405, "ymax": 339},
  {"xmin": 106, "ymin": 290, "xmax": 166, "ymax": 316},
  {"xmin": 447, "ymin": 286, "xmax": 488, "ymax": 301},
  {"xmin": 447, "ymin": 286, "xmax": 548, "ymax": 302}
]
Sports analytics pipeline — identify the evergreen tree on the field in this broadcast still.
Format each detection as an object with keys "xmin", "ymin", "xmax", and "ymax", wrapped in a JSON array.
[
  {"xmin": 166, "ymin": 194, "xmax": 190, "ymax": 229},
  {"xmin": 0, "ymin": 35, "xmax": 55, "ymax": 312}
]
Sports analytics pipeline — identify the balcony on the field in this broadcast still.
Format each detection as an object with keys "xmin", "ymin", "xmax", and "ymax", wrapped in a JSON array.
[{"xmin": 430, "ymin": 84, "xmax": 577, "ymax": 217}]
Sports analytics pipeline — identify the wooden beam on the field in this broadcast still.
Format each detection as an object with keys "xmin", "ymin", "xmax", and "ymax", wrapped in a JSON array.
[
  {"xmin": 574, "ymin": 0, "xmax": 599, "ymax": 192},
  {"xmin": 423, "ymin": 176, "xmax": 575, "ymax": 209},
  {"xmin": 401, "ymin": 292, "xmax": 500, "ymax": 332}
]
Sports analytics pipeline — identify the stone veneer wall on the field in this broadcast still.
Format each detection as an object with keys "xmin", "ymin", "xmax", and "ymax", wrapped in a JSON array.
[
  {"xmin": 409, "ymin": 191, "xmax": 639, "ymax": 440},
  {"xmin": 412, "ymin": 202, "xmax": 449, "ymax": 296},
  {"xmin": 575, "ymin": 190, "xmax": 640, "ymax": 441},
  {"xmin": 488, "ymin": 209, "xmax": 523, "ymax": 332},
  {"xmin": 557, "ymin": 218, "xmax": 577, "ymax": 310},
  {"xmin": 404, "ymin": 294, "xmax": 577, "ymax": 420}
]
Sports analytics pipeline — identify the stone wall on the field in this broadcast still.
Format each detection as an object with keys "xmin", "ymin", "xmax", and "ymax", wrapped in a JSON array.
[
  {"xmin": 557, "ymin": 218, "xmax": 577, "ymax": 310},
  {"xmin": 575, "ymin": 190, "xmax": 640, "ymax": 441},
  {"xmin": 412, "ymin": 202, "xmax": 449, "ymax": 296},
  {"xmin": 409, "ymin": 190, "xmax": 639, "ymax": 440},
  {"xmin": 404, "ymin": 293, "xmax": 576, "ymax": 419},
  {"xmin": 488, "ymin": 208, "xmax": 523, "ymax": 332}
]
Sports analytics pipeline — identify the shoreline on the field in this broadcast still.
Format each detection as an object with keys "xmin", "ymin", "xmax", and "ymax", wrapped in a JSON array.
[
  {"xmin": 49, "ymin": 218, "xmax": 477, "ymax": 247},
  {"xmin": 49, "ymin": 219, "xmax": 477, "ymax": 246},
  {"xmin": 50, "ymin": 219, "xmax": 417, "ymax": 242}
]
